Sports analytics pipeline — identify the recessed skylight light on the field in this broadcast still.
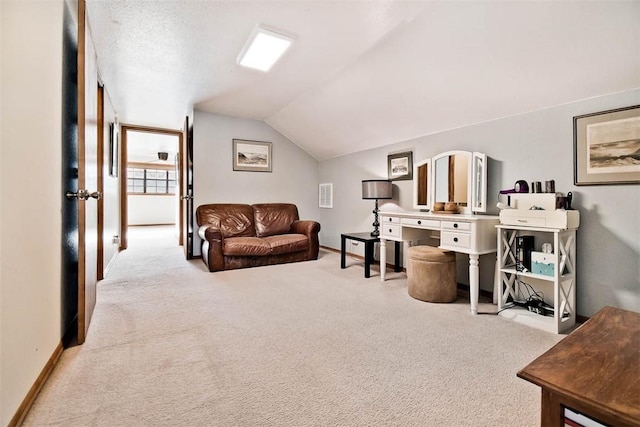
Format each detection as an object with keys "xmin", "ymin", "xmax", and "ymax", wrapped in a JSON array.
[{"xmin": 237, "ymin": 26, "xmax": 294, "ymax": 72}]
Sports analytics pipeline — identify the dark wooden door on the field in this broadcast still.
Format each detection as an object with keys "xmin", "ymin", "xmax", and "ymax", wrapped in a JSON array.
[
  {"xmin": 62, "ymin": 0, "xmax": 99, "ymax": 345},
  {"xmin": 77, "ymin": 0, "xmax": 99, "ymax": 344},
  {"xmin": 61, "ymin": 0, "xmax": 79, "ymax": 345},
  {"xmin": 181, "ymin": 116, "xmax": 194, "ymax": 259}
]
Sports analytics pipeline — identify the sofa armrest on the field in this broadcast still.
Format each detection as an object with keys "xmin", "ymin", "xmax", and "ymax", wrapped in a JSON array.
[
  {"xmin": 291, "ymin": 220, "xmax": 320, "ymax": 236},
  {"xmin": 291, "ymin": 220, "xmax": 321, "ymax": 260},
  {"xmin": 198, "ymin": 225, "xmax": 225, "ymax": 272},
  {"xmin": 198, "ymin": 224, "xmax": 222, "ymax": 241}
]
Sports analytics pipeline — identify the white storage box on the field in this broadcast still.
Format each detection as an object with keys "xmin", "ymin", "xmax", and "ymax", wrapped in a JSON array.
[
  {"xmin": 508, "ymin": 193, "xmax": 557, "ymax": 210},
  {"xmin": 531, "ymin": 251, "xmax": 555, "ymax": 276}
]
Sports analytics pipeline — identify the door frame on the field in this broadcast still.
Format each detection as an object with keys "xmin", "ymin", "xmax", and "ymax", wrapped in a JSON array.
[{"xmin": 119, "ymin": 124, "xmax": 184, "ymax": 250}]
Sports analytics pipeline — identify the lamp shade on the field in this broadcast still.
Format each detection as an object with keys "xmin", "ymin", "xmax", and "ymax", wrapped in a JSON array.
[{"xmin": 362, "ymin": 180, "xmax": 392, "ymax": 200}]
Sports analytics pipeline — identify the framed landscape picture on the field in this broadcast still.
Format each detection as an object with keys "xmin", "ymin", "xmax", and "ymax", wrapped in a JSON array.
[
  {"xmin": 573, "ymin": 105, "xmax": 640, "ymax": 185},
  {"xmin": 233, "ymin": 139, "xmax": 272, "ymax": 172},
  {"xmin": 388, "ymin": 151, "xmax": 413, "ymax": 181}
]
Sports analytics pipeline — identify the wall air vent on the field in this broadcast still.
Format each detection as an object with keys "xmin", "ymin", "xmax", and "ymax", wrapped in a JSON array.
[{"xmin": 319, "ymin": 183, "xmax": 333, "ymax": 208}]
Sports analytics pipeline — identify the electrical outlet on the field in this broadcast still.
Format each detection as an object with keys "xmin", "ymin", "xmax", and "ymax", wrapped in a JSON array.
[{"xmin": 112, "ymin": 235, "xmax": 120, "ymax": 244}]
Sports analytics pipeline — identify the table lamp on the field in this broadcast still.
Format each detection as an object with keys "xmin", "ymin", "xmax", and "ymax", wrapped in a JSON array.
[{"xmin": 362, "ymin": 179, "xmax": 393, "ymax": 237}]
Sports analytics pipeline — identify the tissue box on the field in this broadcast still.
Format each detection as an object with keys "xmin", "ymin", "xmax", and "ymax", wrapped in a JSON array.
[{"xmin": 531, "ymin": 251, "xmax": 555, "ymax": 276}]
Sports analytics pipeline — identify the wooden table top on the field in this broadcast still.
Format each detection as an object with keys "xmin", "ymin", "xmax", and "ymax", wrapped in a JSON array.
[{"xmin": 517, "ymin": 306, "xmax": 640, "ymax": 425}]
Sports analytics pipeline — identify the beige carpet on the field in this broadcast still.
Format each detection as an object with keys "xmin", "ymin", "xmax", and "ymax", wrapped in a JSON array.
[{"xmin": 23, "ymin": 226, "xmax": 562, "ymax": 426}]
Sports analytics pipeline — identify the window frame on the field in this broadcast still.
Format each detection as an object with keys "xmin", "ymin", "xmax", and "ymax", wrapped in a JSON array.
[{"xmin": 126, "ymin": 162, "xmax": 176, "ymax": 196}]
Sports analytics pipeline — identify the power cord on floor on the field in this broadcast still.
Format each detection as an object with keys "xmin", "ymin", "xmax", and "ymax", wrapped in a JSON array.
[{"xmin": 497, "ymin": 279, "xmax": 548, "ymax": 315}]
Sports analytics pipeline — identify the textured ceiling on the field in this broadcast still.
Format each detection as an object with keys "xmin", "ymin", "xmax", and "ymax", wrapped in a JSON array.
[{"xmin": 87, "ymin": 1, "xmax": 640, "ymax": 160}]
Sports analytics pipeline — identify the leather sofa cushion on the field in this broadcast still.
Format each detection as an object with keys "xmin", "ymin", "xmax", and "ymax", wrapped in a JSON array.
[
  {"xmin": 223, "ymin": 234, "xmax": 309, "ymax": 257},
  {"xmin": 223, "ymin": 237, "xmax": 271, "ymax": 256},
  {"xmin": 263, "ymin": 234, "xmax": 309, "ymax": 255},
  {"xmin": 253, "ymin": 203, "xmax": 299, "ymax": 237},
  {"xmin": 196, "ymin": 204, "xmax": 256, "ymax": 238}
]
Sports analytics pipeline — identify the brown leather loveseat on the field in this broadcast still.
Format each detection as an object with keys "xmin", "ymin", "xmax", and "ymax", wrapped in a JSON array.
[{"xmin": 196, "ymin": 203, "xmax": 321, "ymax": 272}]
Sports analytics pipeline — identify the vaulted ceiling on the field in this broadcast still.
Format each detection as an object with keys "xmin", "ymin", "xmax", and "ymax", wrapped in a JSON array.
[{"xmin": 86, "ymin": 1, "xmax": 640, "ymax": 161}]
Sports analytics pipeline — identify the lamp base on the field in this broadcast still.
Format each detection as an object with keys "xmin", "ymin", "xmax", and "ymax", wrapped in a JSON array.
[{"xmin": 371, "ymin": 198, "xmax": 380, "ymax": 237}]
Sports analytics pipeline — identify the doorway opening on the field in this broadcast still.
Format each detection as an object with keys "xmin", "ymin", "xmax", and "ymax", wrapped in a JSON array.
[{"xmin": 120, "ymin": 125, "xmax": 183, "ymax": 250}]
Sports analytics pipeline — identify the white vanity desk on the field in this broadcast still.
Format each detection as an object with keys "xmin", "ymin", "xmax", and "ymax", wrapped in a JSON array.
[
  {"xmin": 379, "ymin": 211, "xmax": 499, "ymax": 315},
  {"xmin": 375, "ymin": 149, "xmax": 498, "ymax": 314}
]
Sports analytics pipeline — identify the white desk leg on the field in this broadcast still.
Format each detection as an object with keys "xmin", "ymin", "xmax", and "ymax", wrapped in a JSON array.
[
  {"xmin": 469, "ymin": 254, "xmax": 480, "ymax": 315},
  {"xmin": 380, "ymin": 238, "xmax": 387, "ymax": 281},
  {"xmin": 493, "ymin": 254, "xmax": 499, "ymax": 305}
]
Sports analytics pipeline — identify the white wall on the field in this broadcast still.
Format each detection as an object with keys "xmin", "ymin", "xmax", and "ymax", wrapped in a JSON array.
[
  {"xmin": 319, "ymin": 90, "xmax": 640, "ymax": 318},
  {"xmin": 0, "ymin": 1, "xmax": 65, "ymax": 423},
  {"xmin": 192, "ymin": 111, "xmax": 320, "ymax": 256},
  {"xmin": 128, "ymin": 195, "xmax": 176, "ymax": 225}
]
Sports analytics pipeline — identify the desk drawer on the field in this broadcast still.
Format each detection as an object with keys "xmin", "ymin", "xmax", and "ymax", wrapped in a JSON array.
[
  {"xmin": 441, "ymin": 220, "xmax": 471, "ymax": 231},
  {"xmin": 381, "ymin": 215, "xmax": 400, "ymax": 225},
  {"xmin": 441, "ymin": 231, "xmax": 471, "ymax": 249},
  {"xmin": 402, "ymin": 218, "xmax": 440, "ymax": 229},
  {"xmin": 381, "ymin": 224, "xmax": 401, "ymax": 238},
  {"xmin": 500, "ymin": 216, "xmax": 547, "ymax": 227}
]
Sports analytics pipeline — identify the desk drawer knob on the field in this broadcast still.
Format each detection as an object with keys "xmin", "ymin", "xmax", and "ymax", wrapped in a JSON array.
[
  {"xmin": 417, "ymin": 220, "xmax": 422, "ymax": 225},
  {"xmin": 388, "ymin": 228, "xmax": 393, "ymax": 233},
  {"xmin": 453, "ymin": 237, "xmax": 459, "ymax": 242},
  {"xmin": 454, "ymin": 223, "xmax": 458, "ymax": 228},
  {"xmin": 389, "ymin": 218, "xmax": 392, "ymax": 221}
]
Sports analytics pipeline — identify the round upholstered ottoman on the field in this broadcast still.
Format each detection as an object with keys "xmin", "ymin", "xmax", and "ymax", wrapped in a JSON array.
[{"xmin": 407, "ymin": 246, "xmax": 457, "ymax": 303}]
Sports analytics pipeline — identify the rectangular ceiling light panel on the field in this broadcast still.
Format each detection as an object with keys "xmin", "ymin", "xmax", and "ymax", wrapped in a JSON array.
[{"xmin": 237, "ymin": 26, "xmax": 294, "ymax": 72}]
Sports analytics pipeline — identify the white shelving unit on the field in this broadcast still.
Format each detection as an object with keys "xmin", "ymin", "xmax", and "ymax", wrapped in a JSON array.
[{"xmin": 496, "ymin": 224, "xmax": 577, "ymax": 334}]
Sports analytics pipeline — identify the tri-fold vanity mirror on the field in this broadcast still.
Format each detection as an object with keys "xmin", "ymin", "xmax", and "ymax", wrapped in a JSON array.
[{"xmin": 413, "ymin": 150, "xmax": 487, "ymax": 214}]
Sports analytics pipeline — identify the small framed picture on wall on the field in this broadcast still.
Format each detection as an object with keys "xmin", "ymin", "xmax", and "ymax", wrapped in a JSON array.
[
  {"xmin": 233, "ymin": 139, "xmax": 272, "ymax": 172},
  {"xmin": 109, "ymin": 122, "xmax": 119, "ymax": 177},
  {"xmin": 387, "ymin": 151, "xmax": 413, "ymax": 181}
]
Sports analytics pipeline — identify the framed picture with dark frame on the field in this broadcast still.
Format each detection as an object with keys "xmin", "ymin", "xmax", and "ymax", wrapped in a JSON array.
[
  {"xmin": 387, "ymin": 151, "xmax": 413, "ymax": 181},
  {"xmin": 109, "ymin": 122, "xmax": 119, "ymax": 177},
  {"xmin": 233, "ymin": 139, "xmax": 272, "ymax": 172},
  {"xmin": 573, "ymin": 105, "xmax": 640, "ymax": 185}
]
